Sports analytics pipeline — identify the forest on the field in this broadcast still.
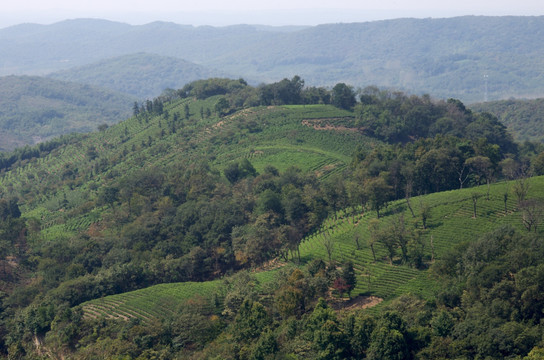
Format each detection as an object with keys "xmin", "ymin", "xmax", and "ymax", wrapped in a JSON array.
[{"xmin": 0, "ymin": 77, "xmax": 544, "ymax": 358}]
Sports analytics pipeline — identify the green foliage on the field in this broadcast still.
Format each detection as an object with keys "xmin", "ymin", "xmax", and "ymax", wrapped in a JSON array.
[
  {"xmin": 1, "ymin": 73, "xmax": 544, "ymax": 359},
  {"xmin": 471, "ymin": 98, "xmax": 544, "ymax": 142},
  {"xmin": 332, "ymin": 83, "xmax": 356, "ymax": 110}
]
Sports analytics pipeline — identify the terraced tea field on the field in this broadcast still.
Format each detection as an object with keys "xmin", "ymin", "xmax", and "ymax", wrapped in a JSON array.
[
  {"xmin": 299, "ymin": 176, "xmax": 544, "ymax": 300},
  {"xmin": 79, "ymin": 176, "xmax": 544, "ymax": 322},
  {"xmin": 80, "ymin": 270, "xmax": 279, "ymax": 323}
]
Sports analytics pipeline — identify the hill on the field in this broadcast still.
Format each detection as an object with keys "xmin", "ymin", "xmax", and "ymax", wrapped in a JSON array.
[
  {"xmin": 48, "ymin": 52, "xmax": 227, "ymax": 99},
  {"xmin": 470, "ymin": 98, "xmax": 544, "ymax": 142},
  {"xmin": 0, "ymin": 75, "xmax": 136, "ymax": 150},
  {"xmin": 1, "ymin": 17, "xmax": 544, "ymax": 102},
  {"xmin": 0, "ymin": 78, "xmax": 542, "ymax": 358},
  {"xmin": 76, "ymin": 176, "xmax": 544, "ymax": 358}
]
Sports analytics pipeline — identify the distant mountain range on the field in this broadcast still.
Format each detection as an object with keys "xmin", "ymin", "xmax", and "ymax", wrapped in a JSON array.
[{"xmin": 1, "ymin": 16, "xmax": 544, "ymax": 103}]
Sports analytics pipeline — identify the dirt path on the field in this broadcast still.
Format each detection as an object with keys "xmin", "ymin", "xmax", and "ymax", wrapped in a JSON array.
[
  {"xmin": 330, "ymin": 295, "xmax": 383, "ymax": 311},
  {"xmin": 301, "ymin": 119, "xmax": 360, "ymax": 133}
]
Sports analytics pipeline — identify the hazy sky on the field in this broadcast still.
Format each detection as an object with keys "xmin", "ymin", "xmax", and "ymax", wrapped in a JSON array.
[{"xmin": 2, "ymin": 0, "xmax": 544, "ymax": 28}]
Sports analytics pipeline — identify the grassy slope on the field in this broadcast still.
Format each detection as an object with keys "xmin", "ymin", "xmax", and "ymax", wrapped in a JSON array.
[
  {"xmin": 6, "ymin": 95, "xmax": 541, "ymax": 323},
  {"xmin": 0, "ymin": 100, "xmax": 372, "ymax": 239},
  {"xmin": 79, "ymin": 176, "xmax": 544, "ymax": 322},
  {"xmin": 0, "ymin": 99, "xmax": 375, "ymax": 321}
]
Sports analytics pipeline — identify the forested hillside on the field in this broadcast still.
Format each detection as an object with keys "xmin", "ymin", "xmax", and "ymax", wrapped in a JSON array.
[
  {"xmin": 471, "ymin": 98, "xmax": 544, "ymax": 142},
  {"xmin": 1, "ymin": 16, "xmax": 544, "ymax": 102},
  {"xmin": 1, "ymin": 77, "xmax": 544, "ymax": 358},
  {"xmin": 48, "ymin": 53, "xmax": 227, "ymax": 99},
  {"xmin": 0, "ymin": 75, "xmax": 135, "ymax": 150}
]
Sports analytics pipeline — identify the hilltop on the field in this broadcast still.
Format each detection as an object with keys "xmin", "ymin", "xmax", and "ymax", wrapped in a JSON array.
[
  {"xmin": 48, "ymin": 52, "xmax": 227, "ymax": 99},
  {"xmin": 1, "ymin": 17, "xmax": 544, "ymax": 102},
  {"xmin": 0, "ymin": 75, "xmax": 136, "ymax": 150}
]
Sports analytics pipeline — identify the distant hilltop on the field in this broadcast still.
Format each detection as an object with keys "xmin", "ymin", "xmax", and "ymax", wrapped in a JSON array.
[{"xmin": 1, "ymin": 16, "xmax": 544, "ymax": 102}]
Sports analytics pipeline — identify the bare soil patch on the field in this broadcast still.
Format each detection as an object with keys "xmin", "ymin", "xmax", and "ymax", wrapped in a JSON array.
[
  {"xmin": 330, "ymin": 295, "xmax": 383, "ymax": 311},
  {"xmin": 301, "ymin": 119, "xmax": 360, "ymax": 133}
]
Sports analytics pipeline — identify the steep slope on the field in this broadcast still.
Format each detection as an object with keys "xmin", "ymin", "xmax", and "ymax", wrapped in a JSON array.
[
  {"xmin": 80, "ymin": 175, "xmax": 544, "ymax": 321},
  {"xmin": 48, "ymin": 52, "xmax": 227, "ymax": 99},
  {"xmin": 0, "ymin": 75, "xmax": 136, "ymax": 151}
]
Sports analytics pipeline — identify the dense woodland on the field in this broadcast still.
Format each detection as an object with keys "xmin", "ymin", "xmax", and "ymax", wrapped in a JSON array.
[
  {"xmin": 471, "ymin": 98, "xmax": 544, "ymax": 142},
  {"xmin": 0, "ymin": 77, "xmax": 544, "ymax": 358}
]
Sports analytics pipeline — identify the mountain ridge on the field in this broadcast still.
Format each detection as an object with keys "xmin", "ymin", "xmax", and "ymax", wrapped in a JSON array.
[{"xmin": 1, "ymin": 16, "xmax": 544, "ymax": 102}]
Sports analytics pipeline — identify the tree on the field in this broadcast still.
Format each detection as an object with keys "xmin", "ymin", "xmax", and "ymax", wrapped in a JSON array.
[
  {"xmin": 224, "ymin": 162, "xmax": 241, "ymax": 184},
  {"xmin": 184, "ymin": 103, "xmax": 190, "ymax": 120},
  {"xmin": 420, "ymin": 202, "xmax": 431, "ymax": 230},
  {"xmin": 224, "ymin": 159, "xmax": 257, "ymax": 184},
  {"xmin": 324, "ymin": 176, "xmax": 348, "ymax": 220},
  {"xmin": 233, "ymin": 300, "xmax": 271, "ymax": 343},
  {"xmin": 456, "ymin": 162, "xmax": 470, "ymax": 189},
  {"xmin": 333, "ymin": 277, "xmax": 350, "ymax": 299},
  {"xmin": 132, "ymin": 101, "xmax": 140, "ymax": 116},
  {"xmin": 513, "ymin": 176, "xmax": 531, "ymax": 205},
  {"xmin": 275, "ymin": 285, "xmax": 304, "ymax": 318},
  {"xmin": 341, "ymin": 261, "xmax": 357, "ymax": 298},
  {"xmin": 322, "ymin": 232, "xmax": 335, "ymax": 266},
  {"xmin": 0, "ymin": 198, "xmax": 21, "ymax": 221},
  {"xmin": 367, "ymin": 312, "xmax": 410, "ymax": 360},
  {"xmin": 391, "ymin": 214, "xmax": 409, "ymax": 264},
  {"xmin": 368, "ymin": 219, "xmax": 380, "ymax": 262},
  {"xmin": 214, "ymin": 97, "xmax": 229, "ymax": 116},
  {"xmin": 519, "ymin": 199, "xmax": 544, "ymax": 232},
  {"xmin": 466, "ymin": 155, "xmax": 493, "ymax": 199},
  {"xmin": 402, "ymin": 165, "xmax": 416, "ymax": 217},
  {"xmin": 365, "ymin": 176, "xmax": 392, "ymax": 218},
  {"xmin": 98, "ymin": 186, "xmax": 119, "ymax": 209},
  {"xmin": 533, "ymin": 151, "xmax": 544, "ymax": 175},
  {"xmin": 471, "ymin": 192, "xmax": 482, "ymax": 218},
  {"xmin": 332, "ymin": 83, "xmax": 356, "ymax": 110}
]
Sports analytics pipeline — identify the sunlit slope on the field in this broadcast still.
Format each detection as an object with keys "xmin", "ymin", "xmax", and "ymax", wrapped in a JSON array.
[
  {"xmin": 0, "ymin": 99, "xmax": 375, "ymax": 241},
  {"xmin": 78, "ymin": 176, "xmax": 544, "ymax": 321},
  {"xmin": 298, "ymin": 177, "xmax": 544, "ymax": 300}
]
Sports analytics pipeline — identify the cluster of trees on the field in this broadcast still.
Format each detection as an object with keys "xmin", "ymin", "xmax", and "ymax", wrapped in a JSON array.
[
  {"xmin": 0, "ymin": 160, "xmax": 344, "ymax": 317},
  {"xmin": 2, "ymin": 75, "xmax": 544, "ymax": 358},
  {"xmin": 14, "ymin": 226, "xmax": 544, "ymax": 359},
  {"xmin": 471, "ymin": 98, "xmax": 544, "ymax": 142},
  {"xmin": 0, "ymin": 133, "xmax": 83, "ymax": 173},
  {"xmin": 355, "ymin": 92, "xmax": 517, "ymax": 148},
  {"xmin": 131, "ymin": 77, "xmax": 357, "ymax": 120}
]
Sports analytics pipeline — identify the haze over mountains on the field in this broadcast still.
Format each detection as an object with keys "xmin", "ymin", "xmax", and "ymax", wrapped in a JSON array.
[
  {"xmin": 0, "ymin": 75, "xmax": 135, "ymax": 150},
  {"xmin": 48, "ymin": 53, "xmax": 227, "ymax": 99},
  {"xmin": 2, "ymin": 16, "xmax": 544, "ymax": 103}
]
